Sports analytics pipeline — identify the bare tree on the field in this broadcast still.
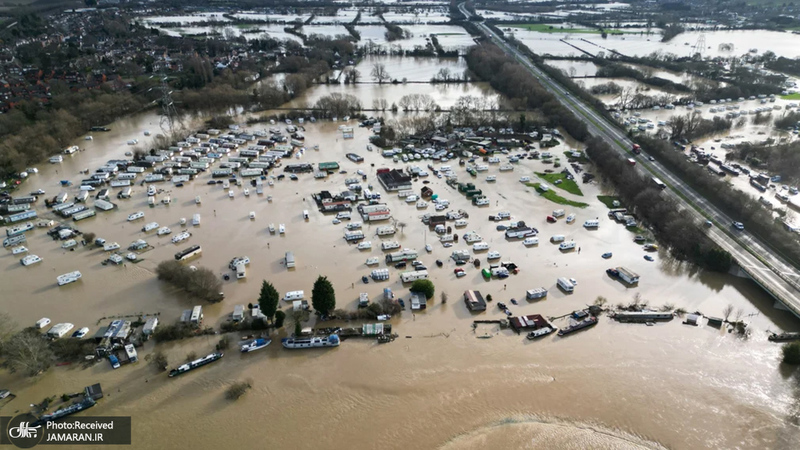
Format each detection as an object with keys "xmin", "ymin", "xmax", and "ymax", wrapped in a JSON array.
[
  {"xmin": 723, "ymin": 304, "xmax": 734, "ymax": 322},
  {"xmin": 3, "ymin": 329, "xmax": 54, "ymax": 376},
  {"xmin": 734, "ymin": 308, "xmax": 744, "ymax": 323},
  {"xmin": 343, "ymin": 67, "xmax": 361, "ymax": 84},
  {"xmin": 371, "ymin": 63, "xmax": 391, "ymax": 84}
]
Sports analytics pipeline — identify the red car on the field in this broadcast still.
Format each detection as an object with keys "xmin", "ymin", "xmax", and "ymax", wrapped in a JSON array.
[
  {"xmin": 454, "ymin": 268, "xmax": 466, "ymax": 278},
  {"xmin": 546, "ymin": 215, "xmax": 556, "ymax": 223}
]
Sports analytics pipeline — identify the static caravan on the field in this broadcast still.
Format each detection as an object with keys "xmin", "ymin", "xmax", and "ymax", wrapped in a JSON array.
[
  {"xmin": 190, "ymin": 306, "xmax": 204, "ymax": 325},
  {"xmin": 400, "ymin": 270, "xmax": 429, "ymax": 283},
  {"xmin": 284, "ymin": 290, "xmax": 304, "ymax": 302},
  {"xmin": 235, "ymin": 262, "xmax": 247, "ymax": 279},
  {"xmin": 557, "ymin": 277, "xmax": 574, "ymax": 293},
  {"xmin": 550, "ymin": 235, "xmax": 565, "ymax": 243},
  {"xmin": 583, "ymin": 220, "xmax": 599, "ymax": 228},
  {"xmin": 285, "ymin": 252, "xmax": 296, "ymax": 269},
  {"xmin": 472, "ymin": 242, "xmax": 490, "ymax": 251}
]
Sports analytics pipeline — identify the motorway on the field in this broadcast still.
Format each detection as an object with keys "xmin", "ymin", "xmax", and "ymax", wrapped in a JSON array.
[{"xmin": 458, "ymin": 3, "xmax": 800, "ymax": 318}]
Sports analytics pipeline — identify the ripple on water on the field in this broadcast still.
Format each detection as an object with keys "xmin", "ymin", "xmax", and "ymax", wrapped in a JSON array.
[{"xmin": 439, "ymin": 416, "xmax": 667, "ymax": 450}]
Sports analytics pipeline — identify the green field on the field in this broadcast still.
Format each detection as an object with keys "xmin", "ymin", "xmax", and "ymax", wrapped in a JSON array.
[
  {"xmin": 527, "ymin": 183, "xmax": 589, "ymax": 208},
  {"xmin": 597, "ymin": 195, "xmax": 621, "ymax": 208},
  {"xmin": 781, "ymin": 93, "xmax": 800, "ymax": 100},
  {"xmin": 535, "ymin": 172, "xmax": 583, "ymax": 196},
  {"xmin": 507, "ymin": 24, "xmax": 629, "ymax": 35}
]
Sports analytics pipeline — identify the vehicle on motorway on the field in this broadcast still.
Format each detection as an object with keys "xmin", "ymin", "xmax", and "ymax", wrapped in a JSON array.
[{"xmin": 732, "ymin": 221, "xmax": 745, "ymax": 231}]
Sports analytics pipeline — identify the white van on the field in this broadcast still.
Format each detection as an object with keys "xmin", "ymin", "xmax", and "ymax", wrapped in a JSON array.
[
  {"xmin": 472, "ymin": 242, "xmax": 490, "ymax": 251},
  {"xmin": 283, "ymin": 290, "xmax": 304, "ymax": 302},
  {"xmin": 552, "ymin": 209, "xmax": 565, "ymax": 218},
  {"xmin": 519, "ymin": 176, "xmax": 531, "ymax": 183},
  {"xmin": 583, "ymin": 219, "xmax": 599, "ymax": 228},
  {"xmin": 550, "ymin": 235, "xmax": 565, "ymax": 243}
]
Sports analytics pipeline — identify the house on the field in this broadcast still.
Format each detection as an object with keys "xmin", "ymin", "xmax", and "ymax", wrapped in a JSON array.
[
  {"xmin": 463, "ymin": 290, "xmax": 486, "ymax": 312},
  {"xmin": 377, "ymin": 169, "xmax": 412, "ymax": 192},
  {"xmin": 409, "ymin": 292, "xmax": 427, "ymax": 310}
]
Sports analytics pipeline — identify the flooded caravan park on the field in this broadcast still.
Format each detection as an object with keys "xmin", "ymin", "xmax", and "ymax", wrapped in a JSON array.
[{"xmin": 1, "ymin": 94, "xmax": 800, "ymax": 450}]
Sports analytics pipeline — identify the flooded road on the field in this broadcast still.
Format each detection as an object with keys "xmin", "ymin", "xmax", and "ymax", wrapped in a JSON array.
[{"xmin": 1, "ymin": 109, "xmax": 800, "ymax": 449}]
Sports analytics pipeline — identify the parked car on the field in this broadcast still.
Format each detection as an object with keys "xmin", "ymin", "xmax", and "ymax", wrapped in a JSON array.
[{"xmin": 732, "ymin": 221, "xmax": 745, "ymax": 231}]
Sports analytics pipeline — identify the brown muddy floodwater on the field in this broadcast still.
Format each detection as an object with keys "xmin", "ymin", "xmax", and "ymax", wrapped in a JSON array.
[{"xmin": 1, "ymin": 109, "xmax": 799, "ymax": 450}]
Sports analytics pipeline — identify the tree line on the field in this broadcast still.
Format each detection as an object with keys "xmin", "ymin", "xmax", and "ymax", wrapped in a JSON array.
[
  {"xmin": 464, "ymin": 44, "xmax": 589, "ymax": 141},
  {"xmin": 586, "ymin": 137, "xmax": 732, "ymax": 271}
]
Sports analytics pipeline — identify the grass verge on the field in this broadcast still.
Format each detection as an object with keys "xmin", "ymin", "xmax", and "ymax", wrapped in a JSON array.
[
  {"xmin": 527, "ymin": 183, "xmax": 589, "ymax": 207},
  {"xmin": 597, "ymin": 195, "xmax": 621, "ymax": 208},
  {"xmin": 781, "ymin": 93, "xmax": 800, "ymax": 100},
  {"xmin": 535, "ymin": 172, "xmax": 583, "ymax": 196}
]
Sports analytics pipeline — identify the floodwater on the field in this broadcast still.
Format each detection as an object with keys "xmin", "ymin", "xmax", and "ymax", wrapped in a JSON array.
[
  {"xmin": 355, "ymin": 55, "xmax": 468, "ymax": 83},
  {"xmin": 511, "ymin": 27, "xmax": 800, "ymax": 59},
  {"xmin": 277, "ymin": 82, "xmax": 503, "ymax": 110},
  {"xmin": 1, "ymin": 108, "xmax": 800, "ymax": 449}
]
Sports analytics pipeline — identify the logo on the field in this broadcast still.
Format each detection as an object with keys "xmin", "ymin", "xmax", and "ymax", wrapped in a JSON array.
[{"xmin": 5, "ymin": 414, "xmax": 43, "ymax": 448}]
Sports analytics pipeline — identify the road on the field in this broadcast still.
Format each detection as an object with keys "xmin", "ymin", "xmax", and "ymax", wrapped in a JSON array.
[{"xmin": 458, "ymin": 3, "xmax": 800, "ymax": 318}]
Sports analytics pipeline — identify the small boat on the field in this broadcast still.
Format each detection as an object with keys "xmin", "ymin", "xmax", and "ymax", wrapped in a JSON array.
[
  {"xmin": 249, "ymin": 211, "xmax": 256, "ymax": 220},
  {"xmin": 269, "ymin": 223, "xmax": 276, "ymax": 234},
  {"xmin": 240, "ymin": 338, "xmax": 271, "ymax": 353},
  {"xmin": 602, "ymin": 252, "xmax": 613, "ymax": 259},
  {"xmin": 195, "ymin": 196, "xmax": 201, "ymax": 204},
  {"xmin": 768, "ymin": 332, "xmax": 800, "ymax": 342},
  {"xmin": 279, "ymin": 224, "xmax": 285, "ymax": 234},
  {"xmin": 527, "ymin": 327, "xmax": 555, "ymax": 340}
]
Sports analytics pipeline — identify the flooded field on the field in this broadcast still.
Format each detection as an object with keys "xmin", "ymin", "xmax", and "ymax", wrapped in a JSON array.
[
  {"xmin": 276, "ymin": 81, "xmax": 503, "ymax": 110},
  {"xmin": 1, "ymin": 99, "xmax": 799, "ymax": 449},
  {"xmin": 510, "ymin": 26, "xmax": 800, "ymax": 59},
  {"xmin": 354, "ymin": 55, "xmax": 467, "ymax": 83}
]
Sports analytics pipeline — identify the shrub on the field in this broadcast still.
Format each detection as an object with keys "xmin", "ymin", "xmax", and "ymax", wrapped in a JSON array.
[
  {"xmin": 152, "ymin": 322, "xmax": 196, "ymax": 343},
  {"xmin": 274, "ymin": 310, "xmax": 286, "ymax": 328},
  {"xmin": 226, "ymin": 380, "xmax": 252, "ymax": 400},
  {"xmin": 782, "ymin": 342, "xmax": 800, "ymax": 365},
  {"xmin": 410, "ymin": 279, "xmax": 435, "ymax": 299},
  {"xmin": 156, "ymin": 260, "xmax": 223, "ymax": 302}
]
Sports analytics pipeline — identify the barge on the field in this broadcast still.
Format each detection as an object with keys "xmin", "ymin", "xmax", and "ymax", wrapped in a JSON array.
[
  {"xmin": 168, "ymin": 352, "xmax": 223, "ymax": 377},
  {"xmin": 557, "ymin": 317, "xmax": 598, "ymax": 336},
  {"xmin": 282, "ymin": 334, "xmax": 340, "ymax": 349}
]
